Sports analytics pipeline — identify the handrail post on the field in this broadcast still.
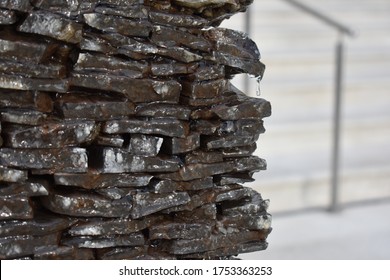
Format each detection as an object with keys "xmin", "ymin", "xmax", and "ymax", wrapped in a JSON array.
[{"xmin": 330, "ymin": 35, "xmax": 345, "ymax": 212}]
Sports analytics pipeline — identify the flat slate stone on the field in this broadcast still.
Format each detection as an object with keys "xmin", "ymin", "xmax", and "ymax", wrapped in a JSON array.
[
  {"xmin": 103, "ymin": 118, "xmax": 189, "ymax": 138},
  {"xmin": 148, "ymin": 11, "xmax": 208, "ymax": 28},
  {"xmin": 0, "ymin": 167, "xmax": 27, "ymax": 183},
  {"xmin": 0, "ymin": 148, "xmax": 88, "ymax": 173},
  {"xmin": 41, "ymin": 189, "xmax": 133, "ymax": 218},
  {"xmin": 4, "ymin": 121, "xmax": 99, "ymax": 148},
  {"xmin": 0, "ymin": 110, "xmax": 47, "ymax": 125},
  {"xmin": 68, "ymin": 215, "xmax": 164, "ymax": 236},
  {"xmin": 0, "ymin": 213, "xmax": 74, "ymax": 237},
  {"xmin": 149, "ymin": 222, "xmax": 212, "ymax": 240},
  {"xmin": 18, "ymin": 11, "xmax": 83, "ymax": 43},
  {"xmin": 0, "ymin": 59, "xmax": 66, "ymax": 79},
  {"xmin": 0, "ymin": 74, "xmax": 69, "ymax": 93},
  {"xmin": 135, "ymin": 103, "xmax": 191, "ymax": 120},
  {"xmin": 0, "ymin": 38, "xmax": 48, "ymax": 63},
  {"xmin": 83, "ymin": 13, "xmax": 152, "ymax": 38},
  {"xmin": 0, "ymin": 90, "xmax": 53, "ymax": 113},
  {"xmin": 0, "ymin": 181, "xmax": 49, "ymax": 197},
  {"xmin": 0, "ymin": 197, "xmax": 33, "ymax": 220},
  {"xmin": 128, "ymin": 134, "xmax": 163, "ymax": 156},
  {"xmin": 94, "ymin": 147, "xmax": 181, "ymax": 173},
  {"xmin": 54, "ymin": 170, "xmax": 152, "ymax": 189},
  {"xmin": 131, "ymin": 191, "xmax": 191, "ymax": 219},
  {"xmin": 0, "ymin": 233, "xmax": 59, "ymax": 259},
  {"xmin": 162, "ymin": 133, "xmax": 200, "ymax": 155},
  {"xmin": 56, "ymin": 93, "xmax": 135, "ymax": 120},
  {"xmin": 62, "ymin": 232, "xmax": 145, "ymax": 248}
]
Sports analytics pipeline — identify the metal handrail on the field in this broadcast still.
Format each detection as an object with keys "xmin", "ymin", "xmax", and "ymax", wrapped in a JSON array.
[
  {"xmin": 281, "ymin": 0, "xmax": 354, "ymax": 37},
  {"xmin": 245, "ymin": 0, "xmax": 355, "ymax": 212}
]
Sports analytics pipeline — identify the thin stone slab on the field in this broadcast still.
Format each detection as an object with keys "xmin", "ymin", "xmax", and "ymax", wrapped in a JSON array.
[
  {"xmin": 0, "ymin": 38, "xmax": 48, "ymax": 63},
  {"xmin": 0, "ymin": 197, "xmax": 33, "ymax": 220},
  {"xmin": 83, "ymin": 13, "xmax": 152, "ymax": 38},
  {"xmin": 0, "ymin": 10, "xmax": 17, "ymax": 25},
  {"xmin": 74, "ymin": 52, "xmax": 148, "ymax": 78},
  {"xmin": 54, "ymin": 170, "xmax": 152, "ymax": 190},
  {"xmin": 215, "ymin": 185, "xmax": 252, "ymax": 203},
  {"xmin": 148, "ymin": 179, "xmax": 179, "ymax": 194},
  {"xmin": 158, "ymin": 161, "xmax": 235, "ymax": 181},
  {"xmin": 179, "ymin": 241, "xmax": 268, "ymax": 259},
  {"xmin": 103, "ymin": 118, "xmax": 189, "ymax": 138},
  {"xmin": 149, "ymin": 222, "xmax": 212, "ymax": 240},
  {"xmin": 0, "ymin": 59, "xmax": 66, "ymax": 79},
  {"xmin": 162, "ymin": 133, "xmax": 200, "ymax": 154},
  {"xmin": 188, "ymin": 63, "xmax": 225, "ymax": 81},
  {"xmin": 0, "ymin": 167, "xmax": 27, "ymax": 183},
  {"xmin": 71, "ymin": 74, "xmax": 181, "ymax": 103},
  {"xmin": 176, "ymin": 177, "xmax": 214, "ymax": 191},
  {"xmin": 150, "ymin": 62, "xmax": 197, "ymax": 77},
  {"xmin": 174, "ymin": 204, "xmax": 217, "ymax": 222},
  {"xmin": 233, "ymin": 156, "xmax": 267, "ymax": 173},
  {"xmin": 0, "ymin": 181, "xmax": 48, "ymax": 197},
  {"xmin": 221, "ymin": 143, "xmax": 257, "ymax": 158},
  {"xmin": 0, "ymin": 110, "xmax": 47, "ymax": 125},
  {"xmin": 0, "ymin": 148, "xmax": 88, "ymax": 173},
  {"xmin": 68, "ymin": 215, "xmax": 164, "ymax": 236},
  {"xmin": 95, "ymin": 187, "xmax": 135, "ymax": 200},
  {"xmin": 0, "ymin": 213, "xmax": 74, "ymax": 237},
  {"xmin": 220, "ymin": 213, "xmax": 272, "ymax": 231},
  {"xmin": 181, "ymin": 79, "xmax": 229, "ymax": 99},
  {"xmin": 215, "ymin": 173, "xmax": 255, "ymax": 185},
  {"xmin": 18, "ymin": 11, "xmax": 83, "ymax": 44},
  {"xmin": 184, "ymin": 150, "xmax": 224, "ymax": 164},
  {"xmin": 204, "ymin": 135, "xmax": 257, "ymax": 149},
  {"xmin": 151, "ymin": 25, "xmax": 211, "ymax": 52},
  {"xmin": 0, "ymin": 233, "xmax": 58, "ymax": 259},
  {"xmin": 56, "ymin": 93, "xmax": 135, "ymax": 120},
  {"xmin": 94, "ymin": 147, "xmax": 180, "ymax": 173},
  {"xmin": 165, "ymin": 230, "xmax": 267, "ymax": 255},
  {"xmin": 218, "ymin": 119, "xmax": 265, "ymax": 136},
  {"xmin": 62, "ymin": 233, "xmax": 145, "ymax": 249},
  {"xmin": 210, "ymin": 96, "xmax": 272, "ymax": 120},
  {"xmin": 131, "ymin": 191, "xmax": 191, "ymax": 219},
  {"xmin": 0, "ymin": 90, "xmax": 53, "ymax": 113},
  {"xmin": 128, "ymin": 134, "xmax": 163, "ymax": 156},
  {"xmin": 41, "ymin": 189, "xmax": 133, "ymax": 218},
  {"xmin": 0, "ymin": 0, "xmax": 32, "ymax": 12},
  {"xmin": 148, "ymin": 11, "xmax": 208, "ymax": 28},
  {"xmin": 135, "ymin": 103, "xmax": 191, "ymax": 120},
  {"xmin": 0, "ymin": 74, "xmax": 69, "ymax": 93},
  {"xmin": 4, "ymin": 121, "xmax": 99, "ymax": 148},
  {"xmin": 96, "ymin": 135, "xmax": 124, "ymax": 148},
  {"xmin": 94, "ymin": 4, "xmax": 149, "ymax": 20}
]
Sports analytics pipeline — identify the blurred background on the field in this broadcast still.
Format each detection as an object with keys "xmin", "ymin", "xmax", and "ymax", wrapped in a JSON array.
[{"xmin": 221, "ymin": 0, "xmax": 390, "ymax": 259}]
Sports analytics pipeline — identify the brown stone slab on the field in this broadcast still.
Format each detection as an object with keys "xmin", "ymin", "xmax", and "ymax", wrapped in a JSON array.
[
  {"xmin": 0, "ymin": 213, "xmax": 74, "ymax": 237},
  {"xmin": 68, "ymin": 215, "xmax": 164, "ymax": 236},
  {"xmin": 148, "ymin": 11, "xmax": 208, "ymax": 28},
  {"xmin": 128, "ymin": 134, "xmax": 163, "ymax": 156},
  {"xmin": 0, "ymin": 74, "xmax": 69, "ymax": 93},
  {"xmin": 0, "ymin": 181, "xmax": 48, "ymax": 197},
  {"xmin": 135, "ymin": 103, "xmax": 191, "ymax": 120},
  {"xmin": 0, "ymin": 38, "xmax": 48, "ymax": 63},
  {"xmin": 0, "ymin": 196, "xmax": 33, "ymax": 220},
  {"xmin": 162, "ymin": 133, "xmax": 200, "ymax": 154},
  {"xmin": 0, "ymin": 110, "xmax": 47, "ymax": 125},
  {"xmin": 62, "ymin": 232, "xmax": 145, "ymax": 248},
  {"xmin": 71, "ymin": 74, "xmax": 181, "ymax": 103},
  {"xmin": 18, "ymin": 11, "xmax": 83, "ymax": 44},
  {"xmin": 83, "ymin": 13, "xmax": 152, "ymax": 38},
  {"xmin": 0, "ymin": 148, "xmax": 88, "ymax": 173},
  {"xmin": 150, "ymin": 62, "xmax": 197, "ymax": 77},
  {"xmin": 0, "ymin": 167, "xmax": 27, "ymax": 183},
  {"xmin": 74, "ymin": 52, "xmax": 148, "ymax": 78},
  {"xmin": 56, "ymin": 93, "xmax": 135, "ymax": 120},
  {"xmin": 41, "ymin": 189, "xmax": 132, "ymax": 218},
  {"xmin": 181, "ymin": 79, "xmax": 228, "ymax": 99},
  {"xmin": 184, "ymin": 150, "xmax": 224, "ymax": 164},
  {"xmin": 4, "ymin": 121, "xmax": 99, "ymax": 148},
  {"xmin": 93, "ymin": 147, "xmax": 180, "ymax": 173},
  {"xmin": 0, "ymin": 59, "xmax": 66, "ymax": 79},
  {"xmin": 54, "ymin": 170, "xmax": 152, "ymax": 189},
  {"xmin": 149, "ymin": 222, "xmax": 212, "ymax": 240},
  {"xmin": 131, "ymin": 191, "xmax": 191, "ymax": 219},
  {"xmin": 0, "ymin": 90, "xmax": 53, "ymax": 113},
  {"xmin": 103, "ymin": 118, "xmax": 189, "ymax": 138},
  {"xmin": 0, "ymin": 233, "xmax": 59, "ymax": 259},
  {"xmin": 0, "ymin": 10, "xmax": 17, "ymax": 25}
]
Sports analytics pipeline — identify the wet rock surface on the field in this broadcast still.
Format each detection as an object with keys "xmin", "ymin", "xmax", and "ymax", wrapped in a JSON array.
[{"xmin": 0, "ymin": 0, "xmax": 271, "ymax": 259}]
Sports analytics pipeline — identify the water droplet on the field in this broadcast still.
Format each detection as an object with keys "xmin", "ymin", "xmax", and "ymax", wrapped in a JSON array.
[{"xmin": 256, "ymin": 76, "xmax": 262, "ymax": 96}]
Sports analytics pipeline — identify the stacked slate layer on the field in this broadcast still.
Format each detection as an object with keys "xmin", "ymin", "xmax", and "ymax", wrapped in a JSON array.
[{"xmin": 0, "ymin": 0, "xmax": 272, "ymax": 260}]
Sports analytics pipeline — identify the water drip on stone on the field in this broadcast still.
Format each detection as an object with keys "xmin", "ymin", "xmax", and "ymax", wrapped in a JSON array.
[{"xmin": 256, "ymin": 75, "xmax": 262, "ymax": 96}]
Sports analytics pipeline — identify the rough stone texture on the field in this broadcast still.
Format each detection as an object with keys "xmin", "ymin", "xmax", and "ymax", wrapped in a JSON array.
[{"xmin": 0, "ymin": 0, "xmax": 271, "ymax": 260}]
